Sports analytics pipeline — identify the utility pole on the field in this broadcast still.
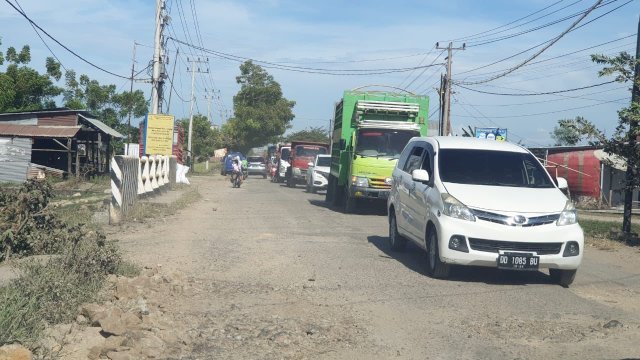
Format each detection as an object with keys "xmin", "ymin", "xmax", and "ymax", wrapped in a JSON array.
[
  {"xmin": 126, "ymin": 42, "xmax": 137, "ymax": 154},
  {"xmin": 166, "ymin": 48, "xmax": 179, "ymax": 113},
  {"xmin": 436, "ymin": 42, "xmax": 465, "ymax": 136},
  {"xmin": 151, "ymin": 0, "xmax": 167, "ymax": 114},
  {"xmin": 204, "ymin": 90, "xmax": 214, "ymax": 125},
  {"xmin": 622, "ymin": 17, "xmax": 640, "ymax": 235},
  {"xmin": 186, "ymin": 58, "xmax": 209, "ymax": 167}
]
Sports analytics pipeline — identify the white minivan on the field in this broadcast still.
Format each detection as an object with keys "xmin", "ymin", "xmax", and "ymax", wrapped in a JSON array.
[{"xmin": 387, "ymin": 137, "xmax": 584, "ymax": 287}]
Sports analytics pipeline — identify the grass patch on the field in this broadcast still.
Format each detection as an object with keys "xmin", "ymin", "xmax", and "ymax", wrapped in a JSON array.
[
  {"xmin": 127, "ymin": 186, "xmax": 201, "ymax": 222},
  {"xmin": 192, "ymin": 161, "xmax": 219, "ymax": 175},
  {"xmin": 579, "ymin": 218, "xmax": 638, "ymax": 250}
]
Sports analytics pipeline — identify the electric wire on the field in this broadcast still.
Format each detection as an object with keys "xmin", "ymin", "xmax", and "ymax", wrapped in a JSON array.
[
  {"xmin": 456, "ymin": 0, "xmax": 604, "ymax": 85},
  {"xmin": 169, "ymin": 37, "xmax": 445, "ymax": 75},
  {"xmin": 453, "ymin": 97, "xmax": 627, "ymax": 118},
  {"xmin": 456, "ymin": 80, "xmax": 617, "ymax": 96},
  {"xmin": 12, "ymin": 0, "xmax": 67, "ymax": 71},
  {"xmin": 3, "ymin": 0, "xmax": 129, "ymax": 79}
]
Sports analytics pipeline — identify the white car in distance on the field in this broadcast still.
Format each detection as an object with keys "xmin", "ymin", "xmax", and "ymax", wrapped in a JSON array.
[
  {"xmin": 306, "ymin": 154, "xmax": 331, "ymax": 193},
  {"xmin": 387, "ymin": 137, "xmax": 584, "ymax": 287}
]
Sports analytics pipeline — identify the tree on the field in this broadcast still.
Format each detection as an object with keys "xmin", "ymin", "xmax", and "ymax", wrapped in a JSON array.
[
  {"xmin": 227, "ymin": 60, "xmax": 295, "ymax": 153},
  {"xmin": 0, "ymin": 38, "xmax": 62, "ymax": 112},
  {"xmin": 550, "ymin": 117, "xmax": 585, "ymax": 146},
  {"xmin": 569, "ymin": 51, "xmax": 640, "ymax": 236},
  {"xmin": 63, "ymin": 70, "xmax": 148, "ymax": 145},
  {"xmin": 285, "ymin": 126, "xmax": 329, "ymax": 143},
  {"xmin": 178, "ymin": 114, "xmax": 220, "ymax": 162}
]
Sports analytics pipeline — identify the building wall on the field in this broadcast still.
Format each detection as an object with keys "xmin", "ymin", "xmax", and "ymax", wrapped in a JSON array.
[
  {"xmin": 37, "ymin": 114, "xmax": 77, "ymax": 126},
  {"xmin": 0, "ymin": 137, "xmax": 32, "ymax": 183}
]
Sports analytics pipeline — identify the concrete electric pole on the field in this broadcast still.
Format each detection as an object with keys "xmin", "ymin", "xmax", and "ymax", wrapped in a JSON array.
[
  {"xmin": 622, "ymin": 17, "xmax": 640, "ymax": 235},
  {"xmin": 151, "ymin": 0, "xmax": 167, "ymax": 114},
  {"xmin": 186, "ymin": 58, "xmax": 209, "ymax": 166},
  {"xmin": 436, "ymin": 42, "xmax": 465, "ymax": 136}
]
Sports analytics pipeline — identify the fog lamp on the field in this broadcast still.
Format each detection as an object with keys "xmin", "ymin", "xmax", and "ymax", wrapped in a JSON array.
[
  {"xmin": 563, "ymin": 241, "xmax": 580, "ymax": 257},
  {"xmin": 448, "ymin": 235, "xmax": 469, "ymax": 253}
]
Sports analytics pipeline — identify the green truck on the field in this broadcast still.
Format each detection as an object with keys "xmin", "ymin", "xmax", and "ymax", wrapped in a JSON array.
[{"xmin": 326, "ymin": 89, "xmax": 429, "ymax": 212}]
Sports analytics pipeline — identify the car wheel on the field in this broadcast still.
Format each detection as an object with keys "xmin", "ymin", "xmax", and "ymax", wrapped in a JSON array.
[
  {"xmin": 425, "ymin": 229, "xmax": 450, "ymax": 279},
  {"xmin": 388, "ymin": 213, "xmax": 407, "ymax": 251},
  {"xmin": 549, "ymin": 269, "xmax": 576, "ymax": 287}
]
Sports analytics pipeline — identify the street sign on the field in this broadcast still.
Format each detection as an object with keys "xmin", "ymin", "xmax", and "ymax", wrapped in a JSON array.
[
  {"xmin": 144, "ymin": 114, "xmax": 175, "ymax": 155},
  {"xmin": 475, "ymin": 127, "xmax": 507, "ymax": 141}
]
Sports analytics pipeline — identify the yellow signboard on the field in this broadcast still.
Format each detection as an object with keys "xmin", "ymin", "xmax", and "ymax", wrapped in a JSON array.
[{"xmin": 145, "ymin": 114, "xmax": 175, "ymax": 155}]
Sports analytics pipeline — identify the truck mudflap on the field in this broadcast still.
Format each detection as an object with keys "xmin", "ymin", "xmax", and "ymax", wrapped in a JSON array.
[{"xmin": 349, "ymin": 186, "xmax": 390, "ymax": 200}]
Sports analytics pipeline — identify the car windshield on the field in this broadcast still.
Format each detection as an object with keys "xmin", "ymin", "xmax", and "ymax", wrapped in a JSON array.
[
  {"xmin": 248, "ymin": 157, "xmax": 263, "ymax": 163},
  {"xmin": 356, "ymin": 129, "xmax": 419, "ymax": 158},
  {"xmin": 438, "ymin": 149, "xmax": 554, "ymax": 188},
  {"xmin": 281, "ymin": 148, "xmax": 290, "ymax": 161},
  {"xmin": 295, "ymin": 146, "xmax": 327, "ymax": 157},
  {"xmin": 316, "ymin": 156, "xmax": 331, "ymax": 167}
]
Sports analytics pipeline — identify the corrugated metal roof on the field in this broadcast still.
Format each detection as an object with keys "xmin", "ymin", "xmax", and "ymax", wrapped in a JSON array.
[
  {"xmin": 0, "ymin": 124, "xmax": 80, "ymax": 138},
  {"xmin": 79, "ymin": 114, "xmax": 125, "ymax": 138},
  {"xmin": 0, "ymin": 137, "xmax": 31, "ymax": 183}
]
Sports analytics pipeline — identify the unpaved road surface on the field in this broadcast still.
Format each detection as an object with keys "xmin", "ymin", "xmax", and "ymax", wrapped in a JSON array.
[{"xmin": 115, "ymin": 174, "xmax": 640, "ymax": 359}]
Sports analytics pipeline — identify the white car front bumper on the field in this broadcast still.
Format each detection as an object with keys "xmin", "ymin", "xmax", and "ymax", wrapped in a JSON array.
[{"xmin": 434, "ymin": 215, "xmax": 584, "ymax": 270}]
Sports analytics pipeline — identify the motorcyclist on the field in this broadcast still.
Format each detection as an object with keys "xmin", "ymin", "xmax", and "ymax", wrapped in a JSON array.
[
  {"xmin": 231, "ymin": 156, "xmax": 242, "ymax": 185},
  {"xmin": 241, "ymin": 157, "xmax": 248, "ymax": 179}
]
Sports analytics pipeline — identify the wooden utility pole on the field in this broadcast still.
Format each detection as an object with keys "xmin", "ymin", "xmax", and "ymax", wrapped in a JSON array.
[
  {"xmin": 126, "ymin": 42, "xmax": 136, "ymax": 152},
  {"xmin": 622, "ymin": 17, "xmax": 640, "ymax": 235},
  {"xmin": 436, "ymin": 42, "xmax": 465, "ymax": 136}
]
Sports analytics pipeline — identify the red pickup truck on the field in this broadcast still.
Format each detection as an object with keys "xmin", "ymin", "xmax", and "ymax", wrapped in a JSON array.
[{"xmin": 286, "ymin": 141, "xmax": 329, "ymax": 188}]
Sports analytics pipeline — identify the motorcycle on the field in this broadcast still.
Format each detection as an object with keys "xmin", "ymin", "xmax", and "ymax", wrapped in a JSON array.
[{"xmin": 230, "ymin": 171, "xmax": 242, "ymax": 188}]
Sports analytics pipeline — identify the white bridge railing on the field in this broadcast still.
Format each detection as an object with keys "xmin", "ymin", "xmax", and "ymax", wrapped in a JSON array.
[{"xmin": 110, "ymin": 155, "xmax": 177, "ymax": 224}]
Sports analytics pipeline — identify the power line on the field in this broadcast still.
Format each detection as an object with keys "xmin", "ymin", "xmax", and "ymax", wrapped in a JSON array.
[
  {"xmin": 446, "ymin": 0, "xmax": 572, "ymax": 42},
  {"xmin": 403, "ymin": 49, "xmax": 446, "ymax": 90},
  {"xmin": 456, "ymin": 0, "xmax": 632, "ymax": 78},
  {"xmin": 4, "ymin": 0, "xmax": 129, "ymax": 79},
  {"xmin": 456, "ymin": 80, "xmax": 616, "ymax": 96},
  {"xmin": 457, "ymin": 0, "xmax": 604, "ymax": 85},
  {"xmin": 169, "ymin": 37, "xmax": 445, "ymax": 75},
  {"xmin": 453, "ymin": 97, "xmax": 626, "ymax": 118},
  {"xmin": 396, "ymin": 45, "xmax": 437, "ymax": 88},
  {"xmin": 465, "ymin": 0, "xmax": 617, "ymax": 47},
  {"xmin": 12, "ymin": 0, "xmax": 67, "ymax": 72},
  {"xmin": 457, "ymin": 85, "xmax": 627, "ymax": 106}
]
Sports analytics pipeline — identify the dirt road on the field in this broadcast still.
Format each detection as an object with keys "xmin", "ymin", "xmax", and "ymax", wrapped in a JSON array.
[{"xmin": 115, "ymin": 174, "xmax": 640, "ymax": 359}]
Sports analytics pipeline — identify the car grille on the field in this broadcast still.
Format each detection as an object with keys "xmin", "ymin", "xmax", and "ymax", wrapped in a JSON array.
[
  {"xmin": 369, "ymin": 177, "xmax": 391, "ymax": 189},
  {"xmin": 470, "ymin": 209, "xmax": 559, "ymax": 227},
  {"xmin": 468, "ymin": 238, "xmax": 562, "ymax": 255}
]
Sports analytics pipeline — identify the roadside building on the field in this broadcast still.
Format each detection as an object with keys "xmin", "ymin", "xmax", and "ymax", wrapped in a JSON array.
[
  {"xmin": 530, "ymin": 145, "xmax": 631, "ymax": 208},
  {"xmin": 0, "ymin": 108, "xmax": 124, "ymax": 182}
]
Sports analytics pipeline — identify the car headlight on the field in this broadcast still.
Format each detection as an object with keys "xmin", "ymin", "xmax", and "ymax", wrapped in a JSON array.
[
  {"xmin": 441, "ymin": 194, "xmax": 476, "ymax": 222},
  {"xmin": 557, "ymin": 200, "xmax": 577, "ymax": 226},
  {"xmin": 314, "ymin": 171, "xmax": 327, "ymax": 181},
  {"xmin": 351, "ymin": 176, "xmax": 369, "ymax": 187}
]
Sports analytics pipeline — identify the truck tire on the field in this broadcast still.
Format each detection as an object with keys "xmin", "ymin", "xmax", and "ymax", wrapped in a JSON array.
[
  {"xmin": 344, "ymin": 188, "xmax": 356, "ymax": 213},
  {"xmin": 425, "ymin": 229, "xmax": 450, "ymax": 279},
  {"xmin": 325, "ymin": 176, "xmax": 335, "ymax": 203}
]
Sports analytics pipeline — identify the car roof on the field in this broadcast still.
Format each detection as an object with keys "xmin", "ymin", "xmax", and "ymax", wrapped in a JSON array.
[{"xmin": 414, "ymin": 136, "xmax": 528, "ymax": 153}]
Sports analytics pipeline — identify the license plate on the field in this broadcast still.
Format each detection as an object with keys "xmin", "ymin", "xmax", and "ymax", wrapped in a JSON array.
[{"xmin": 497, "ymin": 252, "xmax": 539, "ymax": 270}]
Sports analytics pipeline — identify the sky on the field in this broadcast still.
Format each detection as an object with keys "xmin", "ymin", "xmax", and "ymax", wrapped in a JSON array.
[{"xmin": 1, "ymin": 0, "xmax": 638, "ymax": 147}]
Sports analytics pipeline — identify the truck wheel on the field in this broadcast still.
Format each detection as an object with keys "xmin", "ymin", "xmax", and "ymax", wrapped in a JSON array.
[
  {"xmin": 425, "ymin": 229, "xmax": 450, "ymax": 279},
  {"xmin": 326, "ymin": 176, "xmax": 335, "ymax": 203},
  {"xmin": 549, "ymin": 269, "xmax": 576, "ymax": 287},
  {"xmin": 344, "ymin": 189, "xmax": 356, "ymax": 213},
  {"xmin": 388, "ymin": 213, "xmax": 407, "ymax": 251}
]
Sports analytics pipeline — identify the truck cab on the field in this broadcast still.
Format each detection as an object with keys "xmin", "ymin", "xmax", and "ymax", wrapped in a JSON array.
[
  {"xmin": 286, "ymin": 141, "xmax": 329, "ymax": 188},
  {"xmin": 275, "ymin": 145, "xmax": 291, "ymax": 183},
  {"xmin": 326, "ymin": 90, "xmax": 429, "ymax": 213}
]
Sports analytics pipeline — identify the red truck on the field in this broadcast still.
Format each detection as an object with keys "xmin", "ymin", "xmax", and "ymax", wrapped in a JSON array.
[{"xmin": 286, "ymin": 141, "xmax": 329, "ymax": 188}]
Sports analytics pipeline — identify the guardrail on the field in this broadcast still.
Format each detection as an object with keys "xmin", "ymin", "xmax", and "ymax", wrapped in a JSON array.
[{"xmin": 110, "ymin": 155, "xmax": 178, "ymax": 225}]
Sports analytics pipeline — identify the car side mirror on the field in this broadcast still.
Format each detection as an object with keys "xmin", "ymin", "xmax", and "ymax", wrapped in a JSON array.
[
  {"xmin": 412, "ymin": 169, "xmax": 430, "ymax": 184},
  {"xmin": 339, "ymin": 139, "xmax": 346, "ymax": 151},
  {"xmin": 556, "ymin": 177, "xmax": 568, "ymax": 190}
]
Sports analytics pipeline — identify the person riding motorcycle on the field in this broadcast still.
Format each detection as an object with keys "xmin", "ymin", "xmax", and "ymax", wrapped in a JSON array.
[
  {"xmin": 241, "ymin": 158, "xmax": 248, "ymax": 179},
  {"xmin": 231, "ymin": 156, "xmax": 243, "ymax": 186}
]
